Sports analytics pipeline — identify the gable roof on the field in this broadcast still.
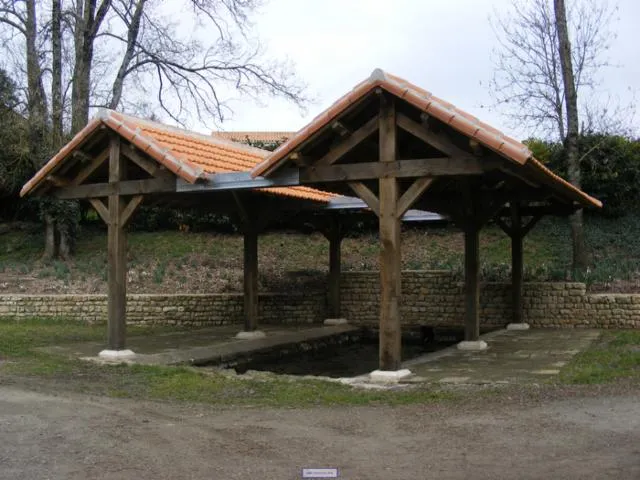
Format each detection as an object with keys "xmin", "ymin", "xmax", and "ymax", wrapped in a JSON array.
[
  {"xmin": 20, "ymin": 111, "xmax": 333, "ymax": 203},
  {"xmin": 212, "ymin": 131, "xmax": 295, "ymax": 144},
  {"xmin": 251, "ymin": 69, "xmax": 601, "ymax": 209}
]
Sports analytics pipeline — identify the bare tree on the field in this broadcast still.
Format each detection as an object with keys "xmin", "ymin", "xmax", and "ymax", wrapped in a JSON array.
[
  {"xmin": 490, "ymin": 0, "xmax": 619, "ymax": 274},
  {"xmin": 554, "ymin": 0, "xmax": 586, "ymax": 271},
  {"xmin": 0, "ymin": 0, "xmax": 305, "ymax": 259},
  {"xmin": 102, "ymin": 0, "xmax": 306, "ymax": 125}
]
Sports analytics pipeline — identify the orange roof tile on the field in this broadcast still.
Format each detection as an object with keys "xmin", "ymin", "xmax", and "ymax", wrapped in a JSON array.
[
  {"xmin": 21, "ymin": 111, "xmax": 334, "ymax": 203},
  {"xmin": 212, "ymin": 131, "xmax": 295, "ymax": 144},
  {"xmin": 252, "ymin": 69, "xmax": 601, "ymax": 209}
]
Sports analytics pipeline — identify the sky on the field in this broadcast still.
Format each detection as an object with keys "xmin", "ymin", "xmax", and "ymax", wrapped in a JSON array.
[{"xmin": 215, "ymin": 0, "xmax": 640, "ymax": 140}]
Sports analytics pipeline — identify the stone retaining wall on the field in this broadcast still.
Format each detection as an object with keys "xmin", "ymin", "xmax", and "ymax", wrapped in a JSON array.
[
  {"xmin": 1, "ymin": 271, "xmax": 639, "ymax": 329},
  {"xmin": 340, "ymin": 271, "xmax": 640, "ymax": 329},
  {"xmin": 0, "ymin": 293, "xmax": 324, "ymax": 326}
]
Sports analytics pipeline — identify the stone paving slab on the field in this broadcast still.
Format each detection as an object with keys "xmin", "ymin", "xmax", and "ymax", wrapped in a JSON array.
[
  {"xmin": 39, "ymin": 324, "xmax": 361, "ymax": 366},
  {"xmin": 406, "ymin": 329, "xmax": 601, "ymax": 385}
]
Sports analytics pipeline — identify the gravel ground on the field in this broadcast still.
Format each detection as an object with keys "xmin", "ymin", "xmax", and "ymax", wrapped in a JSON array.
[{"xmin": 0, "ymin": 383, "xmax": 638, "ymax": 480}]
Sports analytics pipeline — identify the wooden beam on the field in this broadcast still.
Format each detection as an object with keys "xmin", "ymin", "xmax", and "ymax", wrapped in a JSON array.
[
  {"xmin": 331, "ymin": 120, "xmax": 351, "ymax": 137},
  {"xmin": 299, "ymin": 157, "xmax": 485, "ymax": 183},
  {"xmin": 243, "ymin": 228, "xmax": 258, "ymax": 332},
  {"xmin": 397, "ymin": 113, "xmax": 479, "ymax": 160},
  {"xmin": 499, "ymin": 165, "xmax": 539, "ymax": 188},
  {"xmin": 121, "ymin": 195, "xmax": 143, "ymax": 227},
  {"xmin": 46, "ymin": 175, "xmax": 69, "ymax": 187},
  {"xmin": 89, "ymin": 198, "xmax": 109, "ymax": 224},
  {"xmin": 316, "ymin": 115, "xmax": 379, "ymax": 166},
  {"xmin": 72, "ymin": 147, "xmax": 110, "ymax": 185},
  {"xmin": 397, "ymin": 177, "xmax": 434, "ymax": 217},
  {"xmin": 495, "ymin": 216, "xmax": 513, "ymax": 238},
  {"xmin": 464, "ymin": 223, "xmax": 480, "ymax": 341},
  {"xmin": 107, "ymin": 135, "xmax": 127, "ymax": 350},
  {"xmin": 231, "ymin": 191, "xmax": 251, "ymax": 225},
  {"xmin": 522, "ymin": 213, "xmax": 543, "ymax": 237},
  {"xmin": 348, "ymin": 181, "xmax": 380, "ymax": 217},
  {"xmin": 510, "ymin": 203, "xmax": 524, "ymax": 325},
  {"xmin": 55, "ymin": 176, "xmax": 176, "ymax": 199},
  {"xmin": 327, "ymin": 218, "xmax": 343, "ymax": 318},
  {"xmin": 378, "ymin": 93, "xmax": 402, "ymax": 371},
  {"xmin": 121, "ymin": 144, "xmax": 162, "ymax": 176}
]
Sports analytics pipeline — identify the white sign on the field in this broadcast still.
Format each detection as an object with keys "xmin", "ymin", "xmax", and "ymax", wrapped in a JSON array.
[{"xmin": 302, "ymin": 468, "xmax": 339, "ymax": 478}]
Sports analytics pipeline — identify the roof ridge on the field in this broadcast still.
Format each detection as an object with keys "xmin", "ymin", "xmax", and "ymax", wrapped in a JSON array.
[
  {"xmin": 100, "ymin": 109, "xmax": 269, "ymax": 158},
  {"xmin": 369, "ymin": 68, "xmax": 387, "ymax": 82}
]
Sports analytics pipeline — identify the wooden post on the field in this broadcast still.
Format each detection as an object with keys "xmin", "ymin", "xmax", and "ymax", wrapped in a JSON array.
[
  {"xmin": 327, "ymin": 222, "xmax": 342, "ymax": 318},
  {"xmin": 510, "ymin": 203, "xmax": 524, "ymax": 324},
  {"xmin": 378, "ymin": 94, "xmax": 402, "ymax": 371},
  {"xmin": 464, "ymin": 224, "xmax": 480, "ymax": 341},
  {"xmin": 107, "ymin": 136, "xmax": 127, "ymax": 350},
  {"xmin": 243, "ymin": 227, "xmax": 259, "ymax": 332}
]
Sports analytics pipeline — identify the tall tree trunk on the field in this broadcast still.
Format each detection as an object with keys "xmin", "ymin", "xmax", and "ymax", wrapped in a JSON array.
[
  {"xmin": 43, "ymin": 214, "xmax": 57, "ymax": 260},
  {"xmin": 71, "ymin": 0, "xmax": 112, "ymax": 134},
  {"xmin": 51, "ymin": 0, "xmax": 63, "ymax": 148},
  {"xmin": 25, "ymin": 0, "xmax": 48, "ymax": 167},
  {"xmin": 109, "ymin": 0, "xmax": 146, "ymax": 110},
  {"xmin": 554, "ymin": 0, "xmax": 588, "ymax": 275}
]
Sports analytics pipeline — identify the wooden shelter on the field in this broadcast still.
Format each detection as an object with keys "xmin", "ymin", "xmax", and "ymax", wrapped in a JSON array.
[
  {"xmin": 22, "ymin": 69, "xmax": 601, "ymax": 371},
  {"xmin": 250, "ymin": 69, "xmax": 601, "ymax": 370}
]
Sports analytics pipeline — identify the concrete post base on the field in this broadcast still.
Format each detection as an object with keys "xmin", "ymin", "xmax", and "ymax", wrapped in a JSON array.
[
  {"xmin": 324, "ymin": 318, "xmax": 348, "ymax": 326},
  {"xmin": 370, "ymin": 368, "xmax": 413, "ymax": 383},
  {"xmin": 235, "ymin": 330, "xmax": 267, "ymax": 340},
  {"xmin": 98, "ymin": 349, "xmax": 136, "ymax": 359},
  {"xmin": 457, "ymin": 340, "xmax": 488, "ymax": 351},
  {"xmin": 507, "ymin": 323, "xmax": 530, "ymax": 331}
]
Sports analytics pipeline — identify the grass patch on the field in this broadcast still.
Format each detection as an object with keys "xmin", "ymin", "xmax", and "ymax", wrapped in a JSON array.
[
  {"xmin": 0, "ymin": 317, "xmax": 452, "ymax": 407},
  {"xmin": 559, "ymin": 331, "xmax": 640, "ymax": 384}
]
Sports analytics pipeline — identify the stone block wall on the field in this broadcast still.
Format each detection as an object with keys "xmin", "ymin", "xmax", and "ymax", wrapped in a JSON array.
[
  {"xmin": 340, "ymin": 271, "xmax": 640, "ymax": 329},
  {"xmin": 0, "ymin": 292, "xmax": 325, "ymax": 326},
  {"xmin": 1, "ymin": 271, "xmax": 639, "ymax": 329}
]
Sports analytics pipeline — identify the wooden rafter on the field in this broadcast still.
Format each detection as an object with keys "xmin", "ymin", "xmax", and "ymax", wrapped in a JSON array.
[
  {"xmin": 299, "ymin": 157, "xmax": 486, "ymax": 183},
  {"xmin": 121, "ymin": 195, "xmax": 144, "ymax": 227},
  {"xmin": 397, "ymin": 177, "xmax": 434, "ymax": 217},
  {"xmin": 397, "ymin": 114, "xmax": 477, "ymax": 160},
  {"xmin": 121, "ymin": 144, "xmax": 162, "ymax": 176},
  {"xmin": 55, "ymin": 176, "xmax": 176, "ymax": 199},
  {"xmin": 348, "ymin": 181, "xmax": 380, "ymax": 216},
  {"xmin": 316, "ymin": 115, "xmax": 379, "ymax": 166},
  {"xmin": 71, "ymin": 147, "xmax": 110, "ymax": 185},
  {"xmin": 89, "ymin": 198, "xmax": 109, "ymax": 223}
]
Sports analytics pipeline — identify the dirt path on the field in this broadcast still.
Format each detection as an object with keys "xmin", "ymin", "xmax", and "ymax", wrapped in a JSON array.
[{"xmin": 0, "ymin": 385, "xmax": 638, "ymax": 480}]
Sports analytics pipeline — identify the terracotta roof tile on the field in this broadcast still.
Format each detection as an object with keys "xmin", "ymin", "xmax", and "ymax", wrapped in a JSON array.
[
  {"xmin": 252, "ymin": 69, "xmax": 601, "ymax": 209},
  {"xmin": 212, "ymin": 131, "xmax": 295, "ymax": 144},
  {"xmin": 21, "ymin": 111, "xmax": 334, "ymax": 203}
]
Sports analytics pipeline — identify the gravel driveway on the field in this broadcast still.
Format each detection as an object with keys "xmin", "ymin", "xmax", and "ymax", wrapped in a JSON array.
[{"xmin": 0, "ymin": 385, "xmax": 638, "ymax": 480}]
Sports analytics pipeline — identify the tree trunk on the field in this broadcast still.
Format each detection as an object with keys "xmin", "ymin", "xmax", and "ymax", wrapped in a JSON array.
[
  {"xmin": 71, "ymin": 0, "xmax": 112, "ymax": 133},
  {"xmin": 51, "ymin": 0, "xmax": 63, "ymax": 148},
  {"xmin": 42, "ymin": 215, "xmax": 57, "ymax": 261},
  {"xmin": 59, "ymin": 229, "xmax": 71, "ymax": 260},
  {"xmin": 109, "ymin": 0, "xmax": 146, "ymax": 110},
  {"xmin": 554, "ymin": 0, "xmax": 588, "ymax": 274},
  {"xmin": 25, "ymin": 0, "xmax": 48, "ymax": 167}
]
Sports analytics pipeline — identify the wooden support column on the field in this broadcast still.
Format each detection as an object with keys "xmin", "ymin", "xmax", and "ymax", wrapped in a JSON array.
[
  {"xmin": 107, "ymin": 136, "xmax": 127, "ymax": 350},
  {"xmin": 232, "ymin": 192, "xmax": 265, "ymax": 334},
  {"xmin": 464, "ymin": 223, "xmax": 480, "ymax": 342},
  {"xmin": 378, "ymin": 93, "xmax": 402, "ymax": 371},
  {"xmin": 327, "ymin": 219, "xmax": 343, "ymax": 318},
  {"xmin": 510, "ymin": 203, "xmax": 524, "ymax": 325},
  {"xmin": 243, "ymin": 227, "xmax": 259, "ymax": 332}
]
